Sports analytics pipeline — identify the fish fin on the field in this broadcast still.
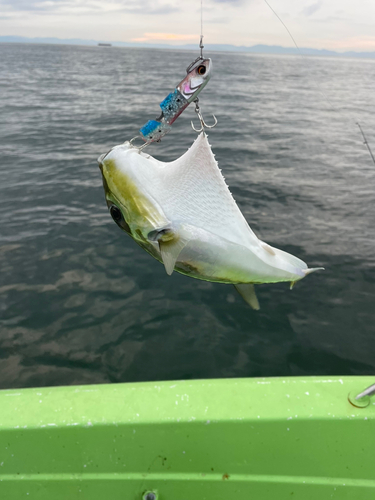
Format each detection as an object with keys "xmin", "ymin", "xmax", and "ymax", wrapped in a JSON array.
[
  {"xmin": 290, "ymin": 281, "xmax": 296, "ymax": 290},
  {"xmin": 234, "ymin": 284, "xmax": 260, "ymax": 310},
  {"xmin": 159, "ymin": 236, "xmax": 189, "ymax": 276},
  {"xmin": 304, "ymin": 267, "xmax": 325, "ymax": 276},
  {"xmin": 148, "ymin": 226, "xmax": 189, "ymax": 275}
]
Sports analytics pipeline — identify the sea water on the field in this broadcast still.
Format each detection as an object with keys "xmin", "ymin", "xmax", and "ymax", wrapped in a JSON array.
[{"xmin": 0, "ymin": 43, "xmax": 374, "ymax": 388}]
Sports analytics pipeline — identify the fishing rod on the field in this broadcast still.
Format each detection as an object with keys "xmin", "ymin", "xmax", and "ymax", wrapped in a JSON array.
[{"xmin": 357, "ymin": 122, "xmax": 375, "ymax": 166}]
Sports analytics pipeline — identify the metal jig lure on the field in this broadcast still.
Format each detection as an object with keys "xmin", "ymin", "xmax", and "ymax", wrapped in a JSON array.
[{"xmin": 133, "ymin": 37, "xmax": 216, "ymax": 149}]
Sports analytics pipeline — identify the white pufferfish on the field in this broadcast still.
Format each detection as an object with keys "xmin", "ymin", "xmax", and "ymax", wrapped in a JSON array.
[{"xmin": 98, "ymin": 132, "xmax": 323, "ymax": 309}]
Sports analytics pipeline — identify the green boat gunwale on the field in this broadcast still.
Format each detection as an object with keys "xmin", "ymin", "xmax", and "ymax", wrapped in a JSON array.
[{"xmin": 0, "ymin": 376, "xmax": 374, "ymax": 499}]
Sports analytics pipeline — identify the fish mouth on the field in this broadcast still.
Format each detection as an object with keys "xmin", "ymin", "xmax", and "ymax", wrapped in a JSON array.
[{"xmin": 97, "ymin": 149, "xmax": 113, "ymax": 169}]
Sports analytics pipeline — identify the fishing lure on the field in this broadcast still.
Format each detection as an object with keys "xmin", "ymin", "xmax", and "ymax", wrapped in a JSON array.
[{"xmin": 138, "ymin": 55, "xmax": 214, "ymax": 144}]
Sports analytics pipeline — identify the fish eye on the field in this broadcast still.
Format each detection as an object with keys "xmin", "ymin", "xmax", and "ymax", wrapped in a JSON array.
[
  {"xmin": 197, "ymin": 65, "xmax": 206, "ymax": 75},
  {"xmin": 110, "ymin": 205, "xmax": 123, "ymax": 223},
  {"xmin": 107, "ymin": 202, "xmax": 131, "ymax": 234}
]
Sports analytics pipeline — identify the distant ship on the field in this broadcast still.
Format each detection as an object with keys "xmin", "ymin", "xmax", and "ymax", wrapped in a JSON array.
[{"xmin": 98, "ymin": 43, "xmax": 112, "ymax": 47}]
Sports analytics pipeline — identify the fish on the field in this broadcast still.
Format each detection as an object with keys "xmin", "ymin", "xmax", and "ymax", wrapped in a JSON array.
[
  {"xmin": 98, "ymin": 132, "xmax": 323, "ymax": 309},
  {"xmin": 139, "ymin": 57, "xmax": 212, "ymax": 144}
]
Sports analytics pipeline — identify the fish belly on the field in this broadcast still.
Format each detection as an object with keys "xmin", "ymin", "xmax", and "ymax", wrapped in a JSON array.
[{"xmin": 174, "ymin": 227, "xmax": 306, "ymax": 285}]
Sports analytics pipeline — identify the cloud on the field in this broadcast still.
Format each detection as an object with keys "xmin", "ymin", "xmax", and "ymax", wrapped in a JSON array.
[
  {"xmin": 0, "ymin": 0, "xmax": 180, "ymax": 15},
  {"xmin": 0, "ymin": 0, "xmax": 69, "ymax": 11},
  {"xmin": 143, "ymin": 5, "xmax": 180, "ymax": 15},
  {"xmin": 205, "ymin": 17, "xmax": 229, "ymax": 24},
  {"xmin": 302, "ymin": 1, "xmax": 322, "ymax": 17},
  {"xmin": 132, "ymin": 32, "xmax": 197, "ymax": 42},
  {"xmin": 210, "ymin": 0, "xmax": 244, "ymax": 4}
]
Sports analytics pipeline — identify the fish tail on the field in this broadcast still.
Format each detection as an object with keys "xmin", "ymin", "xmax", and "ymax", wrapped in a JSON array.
[{"xmin": 303, "ymin": 267, "xmax": 325, "ymax": 276}]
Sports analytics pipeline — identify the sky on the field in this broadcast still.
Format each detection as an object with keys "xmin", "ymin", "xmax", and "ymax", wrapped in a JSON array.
[{"xmin": 1, "ymin": 0, "xmax": 375, "ymax": 52}]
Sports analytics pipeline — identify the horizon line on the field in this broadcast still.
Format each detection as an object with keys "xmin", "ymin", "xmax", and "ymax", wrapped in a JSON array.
[{"xmin": 1, "ymin": 35, "xmax": 375, "ymax": 59}]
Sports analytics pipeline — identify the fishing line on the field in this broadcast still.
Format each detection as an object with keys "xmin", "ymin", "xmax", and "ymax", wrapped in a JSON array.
[
  {"xmin": 262, "ymin": 0, "xmax": 375, "ymax": 166},
  {"xmin": 262, "ymin": 0, "xmax": 335, "ymax": 110},
  {"xmin": 263, "ymin": 0, "xmax": 300, "ymax": 53},
  {"xmin": 201, "ymin": 0, "xmax": 203, "ymax": 41},
  {"xmin": 199, "ymin": 0, "xmax": 204, "ymax": 58}
]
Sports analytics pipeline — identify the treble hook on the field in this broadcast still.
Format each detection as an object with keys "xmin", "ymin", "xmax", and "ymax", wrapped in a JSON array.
[
  {"xmin": 129, "ymin": 135, "xmax": 140, "ymax": 146},
  {"xmin": 191, "ymin": 98, "xmax": 217, "ymax": 133}
]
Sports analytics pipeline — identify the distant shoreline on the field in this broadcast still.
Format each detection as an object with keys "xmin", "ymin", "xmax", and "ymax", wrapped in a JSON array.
[{"xmin": 1, "ymin": 36, "xmax": 375, "ymax": 60}]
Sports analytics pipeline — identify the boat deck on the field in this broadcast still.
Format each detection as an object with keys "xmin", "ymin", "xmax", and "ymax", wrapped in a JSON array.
[{"xmin": 1, "ymin": 376, "xmax": 374, "ymax": 499}]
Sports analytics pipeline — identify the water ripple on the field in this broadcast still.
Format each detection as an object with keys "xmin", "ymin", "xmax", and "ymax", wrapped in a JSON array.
[{"xmin": 1, "ymin": 43, "xmax": 375, "ymax": 388}]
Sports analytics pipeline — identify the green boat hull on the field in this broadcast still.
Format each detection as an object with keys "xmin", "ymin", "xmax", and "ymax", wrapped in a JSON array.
[{"xmin": 1, "ymin": 376, "xmax": 374, "ymax": 499}]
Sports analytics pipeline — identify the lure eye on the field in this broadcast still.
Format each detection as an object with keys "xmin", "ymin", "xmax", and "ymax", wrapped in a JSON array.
[
  {"xmin": 110, "ymin": 205, "xmax": 123, "ymax": 223},
  {"xmin": 197, "ymin": 65, "xmax": 206, "ymax": 75}
]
